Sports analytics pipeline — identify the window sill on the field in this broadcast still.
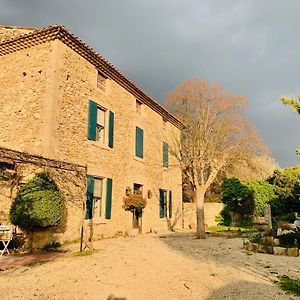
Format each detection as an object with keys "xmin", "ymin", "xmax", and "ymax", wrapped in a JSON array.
[
  {"xmin": 134, "ymin": 156, "xmax": 145, "ymax": 163},
  {"xmin": 93, "ymin": 218, "xmax": 108, "ymax": 225},
  {"xmin": 89, "ymin": 140, "xmax": 111, "ymax": 151}
]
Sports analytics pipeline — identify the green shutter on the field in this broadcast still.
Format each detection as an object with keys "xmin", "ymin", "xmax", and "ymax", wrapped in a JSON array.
[
  {"xmin": 105, "ymin": 178, "xmax": 113, "ymax": 219},
  {"xmin": 135, "ymin": 127, "xmax": 144, "ymax": 158},
  {"xmin": 159, "ymin": 189, "xmax": 165, "ymax": 218},
  {"xmin": 163, "ymin": 142, "xmax": 169, "ymax": 167},
  {"xmin": 108, "ymin": 111, "xmax": 114, "ymax": 148},
  {"xmin": 87, "ymin": 100, "xmax": 97, "ymax": 141},
  {"xmin": 168, "ymin": 191, "xmax": 172, "ymax": 218},
  {"xmin": 85, "ymin": 175, "xmax": 94, "ymax": 219}
]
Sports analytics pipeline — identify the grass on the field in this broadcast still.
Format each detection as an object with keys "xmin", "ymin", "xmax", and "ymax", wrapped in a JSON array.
[
  {"xmin": 207, "ymin": 225, "xmax": 256, "ymax": 232},
  {"xmin": 278, "ymin": 275, "xmax": 300, "ymax": 296},
  {"xmin": 73, "ymin": 249, "xmax": 102, "ymax": 257}
]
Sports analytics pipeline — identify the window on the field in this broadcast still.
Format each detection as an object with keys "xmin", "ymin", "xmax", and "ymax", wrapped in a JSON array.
[
  {"xmin": 88, "ymin": 100, "xmax": 114, "ymax": 148},
  {"xmin": 97, "ymin": 71, "xmax": 107, "ymax": 91},
  {"xmin": 96, "ymin": 107, "xmax": 105, "ymax": 143},
  {"xmin": 163, "ymin": 142, "xmax": 169, "ymax": 167},
  {"xmin": 92, "ymin": 178, "xmax": 104, "ymax": 218},
  {"xmin": 86, "ymin": 176, "xmax": 113, "ymax": 220},
  {"xmin": 135, "ymin": 126, "xmax": 144, "ymax": 158},
  {"xmin": 136, "ymin": 100, "xmax": 142, "ymax": 115},
  {"xmin": 133, "ymin": 183, "xmax": 143, "ymax": 195},
  {"xmin": 159, "ymin": 189, "xmax": 172, "ymax": 218}
]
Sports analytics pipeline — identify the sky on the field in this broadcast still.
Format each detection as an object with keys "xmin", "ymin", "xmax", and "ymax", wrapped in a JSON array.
[{"xmin": 1, "ymin": 0, "xmax": 300, "ymax": 167}]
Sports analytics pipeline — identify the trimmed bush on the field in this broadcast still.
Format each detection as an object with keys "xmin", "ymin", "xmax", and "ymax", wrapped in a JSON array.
[{"xmin": 9, "ymin": 172, "xmax": 63, "ymax": 231}]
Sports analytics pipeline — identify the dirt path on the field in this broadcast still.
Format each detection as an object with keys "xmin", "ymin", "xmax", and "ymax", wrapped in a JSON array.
[{"xmin": 0, "ymin": 232, "xmax": 298, "ymax": 300}]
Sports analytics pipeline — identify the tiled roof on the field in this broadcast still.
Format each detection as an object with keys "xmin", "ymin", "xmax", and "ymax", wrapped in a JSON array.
[{"xmin": 0, "ymin": 25, "xmax": 184, "ymax": 130}]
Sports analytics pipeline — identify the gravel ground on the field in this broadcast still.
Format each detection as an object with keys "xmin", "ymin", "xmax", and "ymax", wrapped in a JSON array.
[{"xmin": 0, "ymin": 231, "xmax": 299, "ymax": 300}]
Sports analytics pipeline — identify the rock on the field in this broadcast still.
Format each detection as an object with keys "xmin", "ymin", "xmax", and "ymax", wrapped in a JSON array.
[
  {"xmin": 251, "ymin": 243, "xmax": 259, "ymax": 253},
  {"xmin": 282, "ymin": 229, "xmax": 295, "ymax": 235},
  {"xmin": 277, "ymin": 229, "xmax": 282, "ymax": 236},
  {"xmin": 294, "ymin": 220, "xmax": 300, "ymax": 229},
  {"xmin": 286, "ymin": 248, "xmax": 299, "ymax": 257},
  {"xmin": 243, "ymin": 239, "xmax": 250, "ymax": 246},
  {"xmin": 273, "ymin": 238, "xmax": 280, "ymax": 246},
  {"xmin": 273, "ymin": 247, "xmax": 287, "ymax": 256},
  {"xmin": 258, "ymin": 244, "xmax": 273, "ymax": 254},
  {"xmin": 262, "ymin": 236, "xmax": 273, "ymax": 245}
]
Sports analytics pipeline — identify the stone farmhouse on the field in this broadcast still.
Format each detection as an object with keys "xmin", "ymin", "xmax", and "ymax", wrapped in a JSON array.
[{"xmin": 0, "ymin": 25, "xmax": 183, "ymax": 246}]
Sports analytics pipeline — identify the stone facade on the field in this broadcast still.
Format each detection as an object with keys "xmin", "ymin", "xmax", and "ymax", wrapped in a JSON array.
[{"xmin": 0, "ymin": 25, "xmax": 183, "ymax": 244}]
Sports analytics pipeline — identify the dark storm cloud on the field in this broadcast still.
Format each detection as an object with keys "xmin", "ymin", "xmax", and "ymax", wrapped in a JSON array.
[{"xmin": 1, "ymin": 0, "xmax": 300, "ymax": 167}]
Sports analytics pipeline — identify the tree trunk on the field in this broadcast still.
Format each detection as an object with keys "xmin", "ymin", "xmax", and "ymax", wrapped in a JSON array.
[{"xmin": 195, "ymin": 188, "xmax": 206, "ymax": 239}]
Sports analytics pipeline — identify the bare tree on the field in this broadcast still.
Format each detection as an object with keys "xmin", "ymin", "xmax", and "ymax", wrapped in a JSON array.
[{"xmin": 165, "ymin": 79, "xmax": 268, "ymax": 238}]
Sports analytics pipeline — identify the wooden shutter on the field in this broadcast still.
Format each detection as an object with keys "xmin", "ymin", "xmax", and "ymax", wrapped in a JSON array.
[
  {"xmin": 135, "ymin": 127, "xmax": 144, "ymax": 158},
  {"xmin": 108, "ymin": 111, "xmax": 114, "ymax": 148},
  {"xmin": 85, "ymin": 175, "xmax": 94, "ymax": 219},
  {"xmin": 163, "ymin": 142, "xmax": 169, "ymax": 167},
  {"xmin": 105, "ymin": 178, "xmax": 113, "ymax": 219},
  {"xmin": 87, "ymin": 100, "xmax": 97, "ymax": 141},
  {"xmin": 159, "ymin": 189, "xmax": 165, "ymax": 218},
  {"xmin": 168, "ymin": 191, "xmax": 172, "ymax": 218}
]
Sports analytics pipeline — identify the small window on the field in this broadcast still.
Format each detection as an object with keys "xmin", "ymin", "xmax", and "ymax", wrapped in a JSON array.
[
  {"xmin": 133, "ymin": 183, "xmax": 143, "ymax": 196},
  {"xmin": 96, "ymin": 107, "xmax": 106, "ymax": 143},
  {"xmin": 136, "ymin": 100, "xmax": 142, "ymax": 115},
  {"xmin": 97, "ymin": 71, "xmax": 107, "ymax": 91}
]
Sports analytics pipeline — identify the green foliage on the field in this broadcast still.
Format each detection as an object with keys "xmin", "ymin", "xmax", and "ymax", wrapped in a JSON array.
[
  {"xmin": 221, "ymin": 178, "xmax": 255, "ymax": 217},
  {"xmin": 245, "ymin": 180, "xmax": 276, "ymax": 215},
  {"xmin": 122, "ymin": 193, "xmax": 147, "ymax": 213},
  {"xmin": 9, "ymin": 172, "xmax": 63, "ymax": 231},
  {"xmin": 278, "ymin": 275, "xmax": 300, "ymax": 296},
  {"xmin": 217, "ymin": 206, "xmax": 232, "ymax": 226},
  {"xmin": 278, "ymin": 232, "xmax": 300, "ymax": 248},
  {"xmin": 268, "ymin": 167, "xmax": 300, "ymax": 218}
]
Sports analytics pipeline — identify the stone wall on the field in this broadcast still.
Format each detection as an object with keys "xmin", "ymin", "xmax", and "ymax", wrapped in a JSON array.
[
  {"xmin": 50, "ymin": 41, "xmax": 182, "ymax": 236},
  {"xmin": 0, "ymin": 147, "xmax": 86, "ymax": 249},
  {"xmin": 183, "ymin": 202, "xmax": 224, "ymax": 228},
  {"xmin": 0, "ymin": 41, "xmax": 54, "ymax": 156},
  {"xmin": 0, "ymin": 32, "xmax": 183, "ymax": 240}
]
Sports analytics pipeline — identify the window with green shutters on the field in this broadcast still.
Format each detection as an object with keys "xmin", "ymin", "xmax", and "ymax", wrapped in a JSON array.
[
  {"xmin": 159, "ymin": 189, "xmax": 172, "ymax": 218},
  {"xmin": 85, "ymin": 176, "xmax": 112, "ymax": 220},
  {"xmin": 135, "ymin": 127, "xmax": 144, "ymax": 158},
  {"xmin": 163, "ymin": 142, "xmax": 169, "ymax": 167},
  {"xmin": 87, "ymin": 100, "xmax": 114, "ymax": 148}
]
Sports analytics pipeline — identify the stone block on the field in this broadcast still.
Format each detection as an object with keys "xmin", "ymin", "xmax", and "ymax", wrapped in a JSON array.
[
  {"xmin": 273, "ymin": 238, "xmax": 280, "ymax": 246},
  {"xmin": 286, "ymin": 248, "xmax": 299, "ymax": 257},
  {"xmin": 258, "ymin": 244, "xmax": 273, "ymax": 254},
  {"xmin": 273, "ymin": 247, "xmax": 287, "ymax": 256}
]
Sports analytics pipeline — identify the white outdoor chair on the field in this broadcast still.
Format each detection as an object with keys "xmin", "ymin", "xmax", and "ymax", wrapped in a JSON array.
[{"xmin": 0, "ymin": 225, "xmax": 14, "ymax": 256}]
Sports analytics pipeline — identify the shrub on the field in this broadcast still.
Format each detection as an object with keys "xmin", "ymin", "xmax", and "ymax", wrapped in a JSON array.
[
  {"xmin": 9, "ymin": 172, "xmax": 63, "ymax": 231},
  {"xmin": 217, "ymin": 206, "xmax": 232, "ymax": 226},
  {"xmin": 221, "ymin": 178, "xmax": 255, "ymax": 217},
  {"xmin": 122, "ymin": 193, "xmax": 147, "ymax": 213},
  {"xmin": 245, "ymin": 180, "xmax": 276, "ymax": 215},
  {"xmin": 278, "ymin": 232, "xmax": 300, "ymax": 248}
]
